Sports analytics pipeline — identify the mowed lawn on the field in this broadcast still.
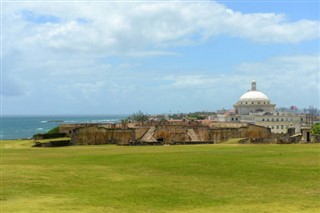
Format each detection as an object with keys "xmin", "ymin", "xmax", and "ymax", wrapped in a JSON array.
[{"xmin": 1, "ymin": 140, "xmax": 320, "ymax": 213}]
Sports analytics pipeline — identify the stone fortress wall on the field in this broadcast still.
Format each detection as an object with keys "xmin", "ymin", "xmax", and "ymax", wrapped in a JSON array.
[{"xmin": 60, "ymin": 120, "xmax": 281, "ymax": 146}]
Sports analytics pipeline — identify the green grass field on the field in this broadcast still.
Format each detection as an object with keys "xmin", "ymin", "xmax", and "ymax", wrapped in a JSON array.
[{"xmin": 1, "ymin": 140, "xmax": 320, "ymax": 212}]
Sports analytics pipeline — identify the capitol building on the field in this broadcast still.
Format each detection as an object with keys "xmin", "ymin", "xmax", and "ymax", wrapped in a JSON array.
[{"xmin": 217, "ymin": 81, "xmax": 307, "ymax": 134}]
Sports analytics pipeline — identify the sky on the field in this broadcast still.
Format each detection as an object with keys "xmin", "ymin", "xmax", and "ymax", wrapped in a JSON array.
[{"xmin": 1, "ymin": 0, "xmax": 319, "ymax": 115}]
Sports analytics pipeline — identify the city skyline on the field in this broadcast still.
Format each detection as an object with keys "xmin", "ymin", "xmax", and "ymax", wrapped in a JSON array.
[{"xmin": 1, "ymin": 0, "xmax": 319, "ymax": 115}]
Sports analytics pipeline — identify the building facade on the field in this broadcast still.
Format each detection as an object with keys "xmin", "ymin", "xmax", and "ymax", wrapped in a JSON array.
[{"xmin": 218, "ymin": 81, "xmax": 307, "ymax": 134}]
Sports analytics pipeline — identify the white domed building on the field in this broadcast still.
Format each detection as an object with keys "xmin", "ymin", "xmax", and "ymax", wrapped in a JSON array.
[
  {"xmin": 233, "ymin": 81, "xmax": 275, "ymax": 115},
  {"xmin": 217, "ymin": 81, "xmax": 307, "ymax": 134}
]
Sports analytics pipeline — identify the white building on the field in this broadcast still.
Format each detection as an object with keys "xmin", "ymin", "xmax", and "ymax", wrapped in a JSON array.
[
  {"xmin": 218, "ymin": 81, "xmax": 307, "ymax": 134},
  {"xmin": 233, "ymin": 81, "xmax": 275, "ymax": 115}
]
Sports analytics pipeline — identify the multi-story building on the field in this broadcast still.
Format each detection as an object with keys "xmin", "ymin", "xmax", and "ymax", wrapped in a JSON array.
[{"xmin": 216, "ymin": 81, "xmax": 307, "ymax": 134}]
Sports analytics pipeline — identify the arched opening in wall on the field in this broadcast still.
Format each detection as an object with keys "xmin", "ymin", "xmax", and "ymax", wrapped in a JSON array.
[
  {"xmin": 235, "ymin": 109, "xmax": 239, "ymax": 114},
  {"xmin": 307, "ymin": 132, "xmax": 310, "ymax": 142},
  {"xmin": 256, "ymin": 109, "xmax": 263, "ymax": 112},
  {"xmin": 157, "ymin": 138, "xmax": 164, "ymax": 142}
]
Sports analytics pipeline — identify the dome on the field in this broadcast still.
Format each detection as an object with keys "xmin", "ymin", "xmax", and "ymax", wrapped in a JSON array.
[
  {"xmin": 238, "ymin": 81, "xmax": 270, "ymax": 101},
  {"xmin": 239, "ymin": 90, "xmax": 269, "ymax": 101}
]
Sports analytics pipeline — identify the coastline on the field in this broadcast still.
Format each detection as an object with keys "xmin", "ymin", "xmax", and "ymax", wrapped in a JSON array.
[{"xmin": 1, "ymin": 115, "xmax": 126, "ymax": 140}]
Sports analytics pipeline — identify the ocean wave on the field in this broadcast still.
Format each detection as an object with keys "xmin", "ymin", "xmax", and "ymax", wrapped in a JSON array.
[
  {"xmin": 41, "ymin": 118, "xmax": 121, "ymax": 124},
  {"xmin": 58, "ymin": 119, "xmax": 121, "ymax": 124},
  {"xmin": 41, "ymin": 120, "xmax": 64, "ymax": 123},
  {"xmin": 88, "ymin": 119, "xmax": 120, "ymax": 123},
  {"xmin": 63, "ymin": 120, "xmax": 76, "ymax": 123}
]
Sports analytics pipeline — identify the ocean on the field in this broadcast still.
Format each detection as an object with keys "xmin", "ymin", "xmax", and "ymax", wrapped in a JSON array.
[{"xmin": 0, "ymin": 115, "xmax": 128, "ymax": 140}]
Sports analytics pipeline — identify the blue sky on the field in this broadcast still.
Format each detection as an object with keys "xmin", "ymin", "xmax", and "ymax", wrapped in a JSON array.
[{"xmin": 1, "ymin": 0, "xmax": 319, "ymax": 115}]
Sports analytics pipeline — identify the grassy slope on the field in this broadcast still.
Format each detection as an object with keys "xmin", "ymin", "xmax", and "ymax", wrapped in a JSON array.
[{"xmin": 1, "ymin": 140, "xmax": 320, "ymax": 213}]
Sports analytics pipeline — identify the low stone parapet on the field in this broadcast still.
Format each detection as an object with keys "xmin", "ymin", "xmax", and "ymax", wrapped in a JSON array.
[{"xmin": 33, "ymin": 139, "xmax": 71, "ymax": 147}]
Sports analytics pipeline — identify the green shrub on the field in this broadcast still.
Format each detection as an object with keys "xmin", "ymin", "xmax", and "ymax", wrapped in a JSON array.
[
  {"xmin": 47, "ymin": 126, "xmax": 60, "ymax": 134},
  {"xmin": 311, "ymin": 123, "xmax": 320, "ymax": 135}
]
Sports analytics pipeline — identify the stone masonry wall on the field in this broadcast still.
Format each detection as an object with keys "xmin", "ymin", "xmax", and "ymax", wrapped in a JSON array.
[
  {"xmin": 71, "ymin": 126, "xmax": 135, "ymax": 145},
  {"xmin": 70, "ymin": 123, "xmax": 273, "ymax": 145}
]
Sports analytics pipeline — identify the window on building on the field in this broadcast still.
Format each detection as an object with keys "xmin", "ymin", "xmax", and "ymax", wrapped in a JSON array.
[
  {"xmin": 272, "ymin": 118, "xmax": 274, "ymax": 121},
  {"xmin": 231, "ymin": 118, "xmax": 234, "ymax": 121},
  {"xmin": 301, "ymin": 118, "xmax": 303, "ymax": 121},
  {"xmin": 281, "ymin": 125, "xmax": 283, "ymax": 129},
  {"xmin": 272, "ymin": 126, "xmax": 274, "ymax": 129},
  {"xmin": 276, "ymin": 125, "xmax": 279, "ymax": 129},
  {"xmin": 252, "ymin": 102, "xmax": 254, "ymax": 104},
  {"xmin": 262, "ymin": 118, "xmax": 264, "ymax": 121},
  {"xmin": 276, "ymin": 118, "xmax": 279, "ymax": 121},
  {"xmin": 267, "ymin": 118, "xmax": 269, "ymax": 121},
  {"xmin": 281, "ymin": 118, "xmax": 283, "ymax": 121},
  {"xmin": 258, "ymin": 102, "xmax": 260, "ymax": 104}
]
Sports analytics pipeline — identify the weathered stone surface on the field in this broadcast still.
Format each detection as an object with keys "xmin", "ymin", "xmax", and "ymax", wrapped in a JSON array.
[
  {"xmin": 67, "ymin": 121, "xmax": 274, "ymax": 146},
  {"xmin": 70, "ymin": 126, "xmax": 135, "ymax": 145}
]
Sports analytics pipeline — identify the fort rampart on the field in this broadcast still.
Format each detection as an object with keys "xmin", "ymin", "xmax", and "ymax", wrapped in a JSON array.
[{"xmin": 64, "ymin": 121, "xmax": 274, "ymax": 145}]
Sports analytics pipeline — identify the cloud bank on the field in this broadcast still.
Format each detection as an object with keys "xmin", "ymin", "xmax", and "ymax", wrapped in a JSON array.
[
  {"xmin": 3, "ymin": 1, "xmax": 319, "ymax": 55},
  {"xmin": 1, "ymin": 1, "xmax": 319, "ymax": 114}
]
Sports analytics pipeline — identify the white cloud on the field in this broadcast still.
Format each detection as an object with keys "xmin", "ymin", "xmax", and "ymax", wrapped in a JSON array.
[
  {"xmin": 124, "ymin": 50, "xmax": 180, "ymax": 57},
  {"xmin": 2, "ymin": 53, "xmax": 319, "ymax": 114},
  {"xmin": 170, "ymin": 55, "xmax": 319, "ymax": 88},
  {"xmin": 236, "ymin": 55, "xmax": 319, "ymax": 87},
  {"xmin": 2, "ymin": 1, "xmax": 319, "ymax": 57},
  {"xmin": 1, "ymin": 1, "xmax": 319, "ymax": 114},
  {"xmin": 164, "ymin": 54, "xmax": 320, "ymax": 108},
  {"xmin": 168, "ymin": 74, "xmax": 218, "ymax": 88}
]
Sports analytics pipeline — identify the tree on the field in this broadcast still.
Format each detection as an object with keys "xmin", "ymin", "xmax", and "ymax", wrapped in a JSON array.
[
  {"xmin": 127, "ymin": 110, "xmax": 149, "ymax": 122},
  {"xmin": 311, "ymin": 123, "xmax": 320, "ymax": 135}
]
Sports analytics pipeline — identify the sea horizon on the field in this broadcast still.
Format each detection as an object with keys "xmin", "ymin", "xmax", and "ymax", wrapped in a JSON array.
[
  {"xmin": 1, "ymin": 115, "xmax": 128, "ymax": 140},
  {"xmin": 1, "ymin": 114, "xmax": 130, "ymax": 117}
]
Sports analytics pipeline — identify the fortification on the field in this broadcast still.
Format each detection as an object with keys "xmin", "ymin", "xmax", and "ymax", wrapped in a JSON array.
[{"xmin": 65, "ymin": 120, "xmax": 276, "ymax": 146}]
